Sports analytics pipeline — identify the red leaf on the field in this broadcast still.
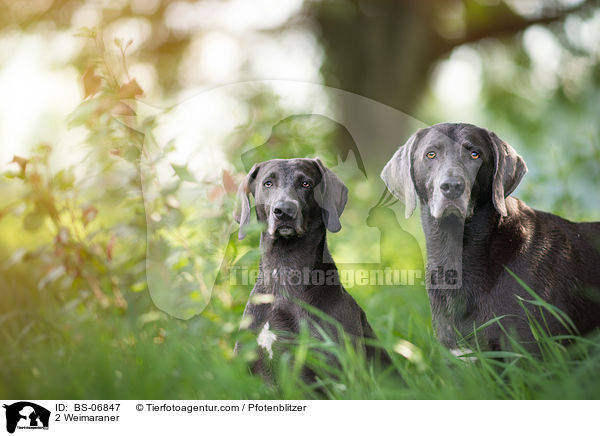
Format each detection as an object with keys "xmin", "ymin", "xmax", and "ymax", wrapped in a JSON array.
[
  {"xmin": 10, "ymin": 155, "xmax": 27, "ymax": 175},
  {"xmin": 222, "ymin": 170, "xmax": 237, "ymax": 194},
  {"xmin": 111, "ymin": 101, "xmax": 136, "ymax": 116},
  {"xmin": 209, "ymin": 186, "xmax": 225, "ymax": 201},
  {"xmin": 118, "ymin": 79, "xmax": 143, "ymax": 99},
  {"xmin": 82, "ymin": 204, "xmax": 98, "ymax": 226},
  {"xmin": 82, "ymin": 66, "xmax": 102, "ymax": 98},
  {"xmin": 107, "ymin": 234, "xmax": 116, "ymax": 261}
]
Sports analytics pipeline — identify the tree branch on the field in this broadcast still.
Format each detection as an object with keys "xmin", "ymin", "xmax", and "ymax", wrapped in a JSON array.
[{"xmin": 444, "ymin": 0, "xmax": 598, "ymax": 52}]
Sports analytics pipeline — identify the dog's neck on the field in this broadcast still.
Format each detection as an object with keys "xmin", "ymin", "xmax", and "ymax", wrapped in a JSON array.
[
  {"xmin": 257, "ymin": 221, "xmax": 337, "ymax": 296},
  {"xmin": 420, "ymin": 202, "xmax": 500, "ymax": 345},
  {"xmin": 421, "ymin": 207, "xmax": 464, "ymax": 281},
  {"xmin": 421, "ymin": 202, "xmax": 500, "ymax": 278}
]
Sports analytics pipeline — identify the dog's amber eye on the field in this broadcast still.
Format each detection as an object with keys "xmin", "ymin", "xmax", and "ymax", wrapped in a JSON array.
[
  {"xmin": 426, "ymin": 151, "xmax": 436, "ymax": 159},
  {"xmin": 302, "ymin": 181, "xmax": 311, "ymax": 188},
  {"xmin": 263, "ymin": 180, "xmax": 273, "ymax": 188},
  {"xmin": 471, "ymin": 151, "xmax": 480, "ymax": 159}
]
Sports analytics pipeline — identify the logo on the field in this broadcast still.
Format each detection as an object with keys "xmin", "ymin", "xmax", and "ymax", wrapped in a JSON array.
[{"xmin": 3, "ymin": 402, "xmax": 50, "ymax": 434}]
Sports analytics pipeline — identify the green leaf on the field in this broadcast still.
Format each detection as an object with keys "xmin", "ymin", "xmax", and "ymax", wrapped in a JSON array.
[
  {"xmin": 38, "ymin": 265, "xmax": 66, "ymax": 291},
  {"xmin": 23, "ymin": 212, "xmax": 45, "ymax": 232},
  {"xmin": 131, "ymin": 281, "xmax": 147, "ymax": 293},
  {"xmin": 477, "ymin": 351, "xmax": 524, "ymax": 359},
  {"xmin": 73, "ymin": 26, "xmax": 97, "ymax": 38},
  {"xmin": 55, "ymin": 169, "xmax": 75, "ymax": 190},
  {"xmin": 171, "ymin": 163, "xmax": 196, "ymax": 182},
  {"xmin": 138, "ymin": 311, "xmax": 162, "ymax": 326},
  {"xmin": 67, "ymin": 99, "xmax": 100, "ymax": 127}
]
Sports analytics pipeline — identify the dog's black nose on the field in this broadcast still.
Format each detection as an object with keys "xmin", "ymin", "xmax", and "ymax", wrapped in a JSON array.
[
  {"xmin": 440, "ymin": 177, "xmax": 465, "ymax": 200},
  {"xmin": 273, "ymin": 201, "xmax": 298, "ymax": 219}
]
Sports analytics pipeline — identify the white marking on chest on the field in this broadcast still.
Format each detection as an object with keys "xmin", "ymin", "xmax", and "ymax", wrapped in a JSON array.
[{"xmin": 257, "ymin": 322, "xmax": 277, "ymax": 359}]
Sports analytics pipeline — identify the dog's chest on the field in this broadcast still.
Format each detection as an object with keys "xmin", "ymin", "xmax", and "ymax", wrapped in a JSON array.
[{"xmin": 269, "ymin": 299, "xmax": 302, "ymax": 331}]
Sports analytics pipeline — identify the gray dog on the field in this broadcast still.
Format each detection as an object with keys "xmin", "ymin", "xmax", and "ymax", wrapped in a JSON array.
[
  {"xmin": 235, "ymin": 158, "xmax": 390, "ymax": 383},
  {"xmin": 381, "ymin": 122, "xmax": 600, "ymax": 353}
]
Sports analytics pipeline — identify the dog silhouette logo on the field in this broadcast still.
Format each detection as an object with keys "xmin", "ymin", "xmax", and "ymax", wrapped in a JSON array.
[{"xmin": 3, "ymin": 402, "xmax": 50, "ymax": 434}]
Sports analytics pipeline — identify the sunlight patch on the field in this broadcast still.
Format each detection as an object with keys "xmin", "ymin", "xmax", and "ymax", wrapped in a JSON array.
[{"xmin": 450, "ymin": 348, "xmax": 477, "ymax": 362}]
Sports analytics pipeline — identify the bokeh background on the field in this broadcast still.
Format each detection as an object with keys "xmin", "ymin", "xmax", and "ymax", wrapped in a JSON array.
[{"xmin": 1, "ymin": 0, "xmax": 600, "ymax": 399}]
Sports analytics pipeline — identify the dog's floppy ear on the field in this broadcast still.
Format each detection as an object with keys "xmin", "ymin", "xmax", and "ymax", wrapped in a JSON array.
[
  {"xmin": 233, "ymin": 163, "xmax": 261, "ymax": 240},
  {"xmin": 380, "ymin": 132, "xmax": 419, "ymax": 218},
  {"xmin": 487, "ymin": 130, "xmax": 528, "ymax": 217},
  {"xmin": 313, "ymin": 158, "xmax": 348, "ymax": 233}
]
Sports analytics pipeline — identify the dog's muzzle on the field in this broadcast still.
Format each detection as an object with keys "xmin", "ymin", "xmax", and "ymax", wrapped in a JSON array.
[
  {"xmin": 430, "ymin": 175, "xmax": 471, "ymax": 220},
  {"xmin": 268, "ymin": 200, "xmax": 303, "ymax": 238}
]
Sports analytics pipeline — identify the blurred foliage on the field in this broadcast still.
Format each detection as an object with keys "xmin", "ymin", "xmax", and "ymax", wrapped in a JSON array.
[
  {"xmin": 1, "ymin": 0, "xmax": 600, "ymax": 399},
  {"xmin": 475, "ymin": 41, "xmax": 600, "ymax": 219}
]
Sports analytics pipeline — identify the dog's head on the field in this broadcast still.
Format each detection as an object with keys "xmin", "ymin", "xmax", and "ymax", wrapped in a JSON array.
[
  {"xmin": 234, "ymin": 158, "xmax": 348, "ymax": 240},
  {"xmin": 381, "ymin": 123, "xmax": 527, "ymax": 220}
]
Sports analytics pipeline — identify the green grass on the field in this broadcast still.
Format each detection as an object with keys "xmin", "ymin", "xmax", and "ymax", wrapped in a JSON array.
[{"xmin": 2, "ymin": 257, "xmax": 600, "ymax": 400}]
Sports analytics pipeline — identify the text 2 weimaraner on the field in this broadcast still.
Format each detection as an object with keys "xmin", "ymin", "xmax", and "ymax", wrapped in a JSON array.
[
  {"xmin": 235, "ymin": 158, "xmax": 390, "ymax": 383},
  {"xmin": 381, "ymin": 122, "xmax": 600, "ymax": 352}
]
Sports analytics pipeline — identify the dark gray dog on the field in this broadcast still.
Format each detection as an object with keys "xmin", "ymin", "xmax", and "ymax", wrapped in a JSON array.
[
  {"xmin": 235, "ymin": 158, "xmax": 389, "ymax": 382},
  {"xmin": 381, "ymin": 123, "xmax": 600, "ymax": 352}
]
